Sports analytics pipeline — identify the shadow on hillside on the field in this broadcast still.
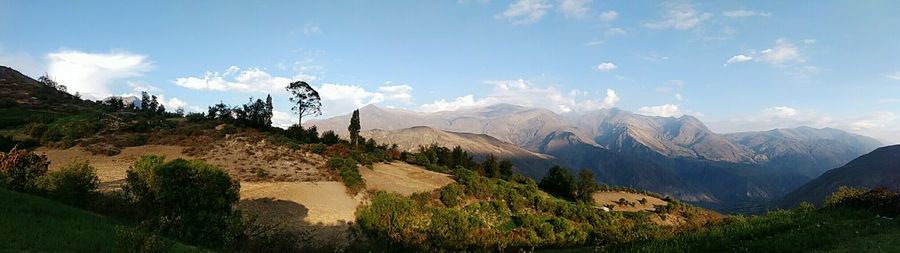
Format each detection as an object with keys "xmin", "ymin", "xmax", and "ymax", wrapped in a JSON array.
[{"xmin": 238, "ymin": 198, "xmax": 353, "ymax": 251}]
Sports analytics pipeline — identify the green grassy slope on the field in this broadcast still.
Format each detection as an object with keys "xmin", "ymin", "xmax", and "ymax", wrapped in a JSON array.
[
  {"xmin": 603, "ymin": 208, "xmax": 900, "ymax": 253},
  {"xmin": 0, "ymin": 189, "xmax": 204, "ymax": 253}
]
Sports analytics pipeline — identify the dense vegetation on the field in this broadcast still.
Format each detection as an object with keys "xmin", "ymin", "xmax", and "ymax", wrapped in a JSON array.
[
  {"xmin": 603, "ymin": 187, "xmax": 900, "ymax": 253},
  {"xmin": 354, "ymin": 163, "xmax": 700, "ymax": 251}
]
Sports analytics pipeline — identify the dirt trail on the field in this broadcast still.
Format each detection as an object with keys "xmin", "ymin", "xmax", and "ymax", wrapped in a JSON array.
[
  {"xmin": 593, "ymin": 191, "xmax": 667, "ymax": 212},
  {"xmin": 360, "ymin": 162, "xmax": 454, "ymax": 196}
]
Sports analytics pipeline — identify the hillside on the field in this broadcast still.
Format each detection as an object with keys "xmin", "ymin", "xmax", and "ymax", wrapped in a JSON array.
[
  {"xmin": 0, "ymin": 189, "xmax": 204, "ymax": 252},
  {"xmin": 781, "ymin": 145, "xmax": 900, "ymax": 207},
  {"xmin": 362, "ymin": 126, "xmax": 558, "ymax": 177},
  {"xmin": 601, "ymin": 207, "xmax": 900, "ymax": 253}
]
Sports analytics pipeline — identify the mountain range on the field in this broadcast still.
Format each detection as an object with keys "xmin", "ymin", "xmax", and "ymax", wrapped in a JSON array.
[{"xmin": 308, "ymin": 104, "xmax": 882, "ymax": 211}]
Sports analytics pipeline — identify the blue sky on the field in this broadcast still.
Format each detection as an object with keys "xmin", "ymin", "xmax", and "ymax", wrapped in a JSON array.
[{"xmin": 1, "ymin": 0, "xmax": 899, "ymax": 142}]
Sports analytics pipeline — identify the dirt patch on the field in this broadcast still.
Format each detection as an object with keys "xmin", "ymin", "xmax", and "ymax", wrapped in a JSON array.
[
  {"xmin": 239, "ymin": 181, "xmax": 363, "ymax": 247},
  {"xmin": 194, "ymin": 136, "xmax": 328, "ymax": 182},
  {"xmin": 360, "ymin": 162, "xmax": 454, "ymax": 196},
  {"xmin": 38, "ymin": 145, "xmax": 191, "ymax": 189},
  {"xmin": 593, "ymin": 191, "xmax": 667, "ymax": 212}
]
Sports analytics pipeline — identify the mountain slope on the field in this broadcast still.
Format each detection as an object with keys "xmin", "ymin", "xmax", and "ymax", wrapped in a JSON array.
[
  {"xmin": 361, "ymin": 126, "xmax": 558, "ymax": 177},
  {"xmin": 726, "ymin": 127, "xmax": 882, "ymax": 178},
  {"xmin": 781, "ymin": 145, "xmax": 900, "ymax": 207}
]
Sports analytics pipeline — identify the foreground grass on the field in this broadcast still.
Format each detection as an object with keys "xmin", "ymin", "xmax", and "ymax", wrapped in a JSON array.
[
  {"xmin": 0, "ymin": 189, "xmax": 204, "ymax": 253},
  {"xmin": 603, "ymin": 208, "xmax": 900, "ymax": 253}
]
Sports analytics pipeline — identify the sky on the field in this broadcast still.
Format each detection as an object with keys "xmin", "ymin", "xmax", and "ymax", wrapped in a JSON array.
[{"xmin": 1, "ymin": 0, "xmax": 899, "ymax": 143}]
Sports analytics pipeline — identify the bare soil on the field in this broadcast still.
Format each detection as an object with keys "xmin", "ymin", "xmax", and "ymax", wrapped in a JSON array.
[
  {"xmin": 360, "ymin": 162, "xmax": 454, "ymax": 196},
  {"xmin": 593, "ymin": 191, "xmax": 667, "ymax": 212}
]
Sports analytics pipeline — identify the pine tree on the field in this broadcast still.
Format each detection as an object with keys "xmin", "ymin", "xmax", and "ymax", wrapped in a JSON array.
[
  {"xmin": 264, "ymin": 94, "xmax": 274, "ymax": 127},
  {"xmin": 348, "ymin": 109, "xmax": 361, "ymax": 147}
]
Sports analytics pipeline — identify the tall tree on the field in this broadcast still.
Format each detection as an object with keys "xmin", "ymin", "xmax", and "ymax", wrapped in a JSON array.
[
  {"xmin": 576, "ymin": 169, "xmax": 599, "ymax": 203},
  {"xmin": 285, "ymin": 81, "xmax": 321, "ymax": 125},
  {"xmin": 264, "ymin": 94, "xmax": 274, "ymax": 127},
  {"xmin": 348, "ymin": 109, "xmax": 361, "ymax": 147},
  {"xmin": 539, "ymin": 166, "xmax": 576, "ymax": 200}
]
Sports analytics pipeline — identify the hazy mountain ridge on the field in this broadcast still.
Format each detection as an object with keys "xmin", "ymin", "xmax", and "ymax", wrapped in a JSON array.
[{"xmin": 725, "ymin": 127, "xmax": 883, "ymax": 177}]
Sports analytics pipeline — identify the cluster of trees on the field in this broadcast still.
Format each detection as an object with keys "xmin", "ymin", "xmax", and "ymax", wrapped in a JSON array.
[
  {"xmin": 403, "ymin": 144, "xmax": 513, "ymax": 179},
  {"xmin": 205, "ymin": 95, "xmax": 274, "ymax": 129},
  {"xmin": 99, "ymin": 91, "xmax": 176, "ymax": 117},
  {"xmin": 38, "ymin": 74, "xmax": 68, "ymax": 94},
  {"xmin": 538, "ymin": 166, "xmax": 601, "ymax": 203}
]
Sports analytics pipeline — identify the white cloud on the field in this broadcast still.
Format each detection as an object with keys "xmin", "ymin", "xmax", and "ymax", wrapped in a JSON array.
[
  {"xmin": 173, "ymin": 66, "xmax": 312, "ymax": 94},
  {"xmin": 272, "ymin": 110, "xmax": 297, "ymax": 128},
  {"xmin": 758, "ymin": 39, "xmax": 802, "ymax": 66},
  {"xmin": 418, "ymin": 79, "xmax": 619, "ymax": 113},
  {"xmin": 302, "ymin": 23, "xmax": 321, "ymax": 35},
  {"xmin": 377, "ymin": 84, "xmax": 414, "ymax": 104},
  {"xmin": 638, "ymin": 104, "xmax": 682, "ymax": 117},
  {"xmin": 584, "ymin": 40, "xmax": 604, "ymax": 47},
  {"xmin": 317, "ymin": 83, "xmax": 385, "ymax": 116},
  {"xmin": 419, "ymin": 95, "xmax": 482, "ymax": 112},
  {"xmin": 724, "ymin": 39, "xmax": 812, "ymax": 74},
  {"xmin": 558, "ymin": 0, "xmax": 591, "ymax": 19},
  {"xmin": 605, "ymin": 27, "xmax": 626, "ymax": 37},
  {"xmin": 645, "ymin": 2, "xmax": 711, "ymax": 30},
  {"xmin": 725, "ymin": 54, "xmax": 753, "ymax": 66},
  {"xmin": 595, "ymin": 62, "xmax": 618, "ymax": 71},
  {"xmin": 675, "ymin": 93, "xmax": 684, "ymax": 101},
  {"xmin": 46, "ymin": 50, "xmax": 153, "ymax": 99},
  {"xmin": 598, "ymin": 10, "xmax": 618, "ymax": 22},
  {"xmin": 886, "ymin": 71, "xmax": 900, "ymax": 80},
  {"xmin": 496, "ymin": 0, "xmax": 552, "ymax": 25},
  {"xmin": 721, "ymin": 10, "xmax": 771, "ymax": 18},
  {"xmin": 127, "ymin": 81, "xmax": 162, "ymax": 93},
  {"xmin": 762, "ymin": 106, "xmax": 798, "ymax": 118}
]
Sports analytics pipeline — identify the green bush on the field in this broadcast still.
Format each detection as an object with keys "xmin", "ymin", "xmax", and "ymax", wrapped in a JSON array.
[
  {"xmin": 824, "ymin": 186, "xmax": 866, "ymax": 208},
  {"xmin": 0, "ymin": 147, "xmax": 49, "ymax": 192},
  {"xmin": 329, "ymin": 156, "xmax": 365, "ymax": 193},
  {"xmin": 123, "ymin": 155, "xmax": 244, "ymax": 248},
  {"xmin": 440, "ymin": 183, "xmax": 465, "ymax": 207},
  {"xmin": 38, "ymin": 160, "xmax": 99, "ymax": 206}
]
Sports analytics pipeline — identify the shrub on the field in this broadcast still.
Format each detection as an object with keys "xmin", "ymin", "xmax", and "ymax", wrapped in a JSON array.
[
  {"xmin": 123, "ymin": 155, "xmax": 244, "ymax": 248},
  {"xmin": 38, "ymin": 160, "xmax": 99, "ymax": 206},
  {"xmin": 824, "ymin": 186, "xmax": 866, "ymax": 208},
  {"xmin": 0, "ymin": 147, "xmax": 49, "ymax": 192},
  {"xmin": 308, "ymin": 143, "xmax": 327, "ymax": 154},
  {"xmin": 320, "ymin": 130, "xmax": 340, "ymax": 145},
  {"xmin": 440, "ymin": 183, "xmax": 465, "ymax": 207},
  {"xmin": 329, "ymin": 156, "xmax": 365, "ymax": 193}
]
